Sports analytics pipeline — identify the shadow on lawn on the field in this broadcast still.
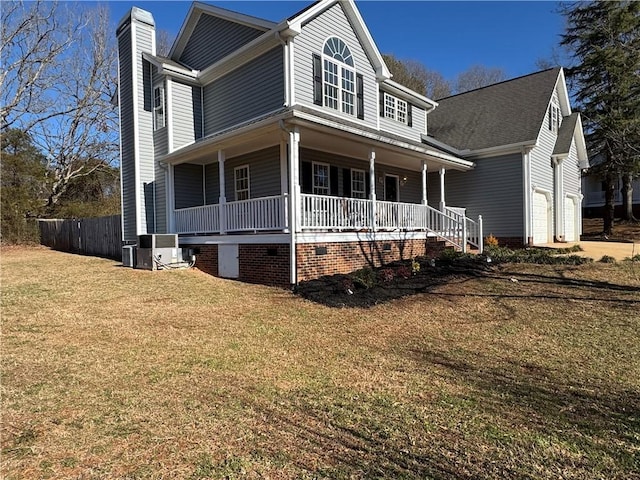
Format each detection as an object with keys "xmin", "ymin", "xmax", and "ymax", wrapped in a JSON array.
[
  {"xmin": 297, "ymin": 261, "xmax": 640, "ymax": 308},
  {"xmin": 405, "ymin": 348, "xmax": 640, "ymax": 472}
]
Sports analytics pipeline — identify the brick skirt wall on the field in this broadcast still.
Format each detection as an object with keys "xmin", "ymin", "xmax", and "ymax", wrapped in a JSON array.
[
  {"xmin": 297, "ymin": 238, "xmax": 431, "ymax": 282},
  {"xmin": 194, "ymin": 245, "xmax": 218, "ymax": 276}
]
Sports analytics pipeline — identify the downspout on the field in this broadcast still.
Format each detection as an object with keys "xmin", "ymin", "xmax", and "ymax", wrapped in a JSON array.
[
  {"xmin": 279, "ymin": 120, "xmax": 298, "ymax": 287},
  {"xmin": 276, "ymin": 32, "xmax": 292, "ymax": 107},
  {"xmin": 522, "ymin": 146, "xmax": 533, "ymax": 246}
]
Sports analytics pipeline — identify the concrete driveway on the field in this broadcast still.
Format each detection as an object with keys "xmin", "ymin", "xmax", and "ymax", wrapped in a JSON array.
[{"xmin": 542, "ymin": 241, "xmax": 640, "ymax": 261}]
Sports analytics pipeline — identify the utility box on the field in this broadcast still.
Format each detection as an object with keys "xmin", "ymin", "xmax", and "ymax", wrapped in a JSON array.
[
  {"xmin": 136, "ymin": 247, "xmax": 181, "ymax": 270},
  {"xmin": 122, "ymin": 245, "xmax": 136, "ymax": 268}
]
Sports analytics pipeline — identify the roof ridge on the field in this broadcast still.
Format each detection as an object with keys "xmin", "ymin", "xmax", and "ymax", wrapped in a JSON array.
[{"xmin": 436, "ymin": 67, "xmax": 561, "ymax": 101}]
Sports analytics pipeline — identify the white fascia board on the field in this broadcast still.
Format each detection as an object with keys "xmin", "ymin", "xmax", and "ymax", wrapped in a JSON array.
[
  {"xmin": 179, "ymin": 233, "xmax": 291, "ymax": 245},
  {"xmin": 141, "ymin": 52, "xmax": 199, "ymax": 82},
  {"xmin": 289, "ymin": 110, "xmax": 474, "ymax": 170},
  {"xmin": 170, "ymin": 2, "xmax": 275, "ymax": 60},
  {"xmin": 383, "ymin": 80, "xmax": 438, "ymax": 111},
  {"xmin": 297, "ymin": 230, "xmax": 431, "ymax": 244},
  {"xmin": 556, "ymin": 68, "xmax": 572, "ymax": 116},
  {"xmin": 198, "ymin": 31, "xmax": 280, "ymax": 85},
  {"xmin": 574, "ymin": 113, "xmax": 589, "ymax": 167},
  {"xmin": 463, "ymin": 140, "xmax": 538, "ymax": 159}
]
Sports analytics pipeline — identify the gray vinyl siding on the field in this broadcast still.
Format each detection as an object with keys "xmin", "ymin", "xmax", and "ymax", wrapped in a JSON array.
[
  {"xmin": 202, "ymin": 46, "xmax": 284, "ymax": 136},
  {"xmin": 179, "ymin": 13, "xmax": 264, "ymax": 70},
  {"xmin": 531, "ymin": 90, "xmax": 559, "ymax": 235},
  {"xmin": 299, "ymin": 149, "xmax": 422, "ymax": 203},
  {"xmin": 204, "ymin": 162, "xmax": 219, "ymax": 204},
  {"xmin": 224, "ymin": 146, "xmax": 280, "ymax": 202},
  {"xmin": 172, "ymin": 81, "xmax": 202, "ymax": 150},
  {"xmin": 118, "ymin": 27, "xmax": 137, "ymax": 242},
  {"xmin": 293, "ymin": 3, "xmax": 378, "ymax": 128},
  {"xmin": 137, "ymin": 28, "xmax": 156, "ymax": 235},
  {"xmin": 379, "ymin": 101, "xmax": 426, "ymax": 142},
  {"xmin": 430, "ymin": 153, "xmax": 524, "ymax": 237},
  {"xmin": 564, "ymin": 139, "xmax": 581, "ymax": 197},
  {"xmin": 174, "ymin": 164, "xmax": 204, "ymax": 209}
]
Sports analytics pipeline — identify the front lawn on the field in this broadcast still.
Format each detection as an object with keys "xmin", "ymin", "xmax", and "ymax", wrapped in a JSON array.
[{"xmin": 2, "ymin": 247, "xmax": 639, "ymax": 479}]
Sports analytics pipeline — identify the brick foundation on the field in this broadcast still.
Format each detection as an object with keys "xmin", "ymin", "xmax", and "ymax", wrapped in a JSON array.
[
  {"xmin": 296, "ymin": 238, "xmax": 432, "ymax": 282},
  {"xmin": 194, "ymin": 245, "xmax": 218, "ymax": 276},
  {"xmin": 238, "ymin": 244, "xmax": 290, "ymax": 287}
]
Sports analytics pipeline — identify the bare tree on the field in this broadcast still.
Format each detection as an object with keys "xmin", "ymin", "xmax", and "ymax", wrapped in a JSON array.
[
  {"xmin": 156, "ymin": 29, "xmax": 174, "ymax": 57},
  {"xmin": 454, "ymin": 65, "xmax": 506, "ymax": 94},
  {"xmin": 382, "ymin": 54, "xmax": 451, "ymax": 100},
  {"xmin": 1, "ymin": 1, "xmax": 119, "ymax": 210}
]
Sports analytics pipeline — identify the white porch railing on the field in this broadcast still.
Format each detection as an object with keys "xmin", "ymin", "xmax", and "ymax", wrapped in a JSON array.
[
  {"xmin": 300, "ymin": 194, "xmax": 372, "ymax": 230},
  {"xmin": 300, "ymin": 194, "xmax": 483, "ymax": 253},
  {"xmin": 174, "ymin": 195, "xmax": 287, "ymax": 234},
  {"xmin": 174, "ymin": 204, "xmax": 220, "ymax": 234},
  {"xmin": 224, "ymin": 195, "xmax": 287, "ymax": 232}
]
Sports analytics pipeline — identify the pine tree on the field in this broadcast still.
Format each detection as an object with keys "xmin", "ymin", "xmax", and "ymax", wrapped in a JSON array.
[{"xmin": 561, "ymin": 1, "xmax": 640, "ymax": 232}]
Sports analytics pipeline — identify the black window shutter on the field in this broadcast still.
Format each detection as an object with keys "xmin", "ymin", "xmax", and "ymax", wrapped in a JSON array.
[
  {"xmin": 312, "ymin": 54, "xmax": 322, "ymax": 106},
  {"xmin": 379, "ymin": 90, "xmax": 385, "ymax": 117},
  {"xmin": 301, "ymin": 161, "xmax": 313, "ymax": 194},
  {"xmin": 342, "ymin": 168, "xmax": 351, "ymax": 197},
  {"xmin": 330, "ymin": 166, "xmax": 339, "ymax": 196},
  {"xmin": 356, "ymin": 74, "xmax": 364, "ymax": 120},
  {"xmin": 407, "ymin": 103, "xmax": 413, "ymax": 127}
]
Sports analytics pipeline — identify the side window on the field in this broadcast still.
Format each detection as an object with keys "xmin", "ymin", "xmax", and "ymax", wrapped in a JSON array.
[
  {"xmin": 153, "ymin": 84, "xmax": 165, "ymax": 130},
  {"xmin": 234, "ymin": 165, "xmax": 250, "ymax": 201},
  {"xmin": 383, "ymin": 93, "xmax": 408, "ymax": 124},
  {"xmin": 351, "ymin": 169, "xmax": 366, "ymax": 199},
  {"xmin": 313, "ymin": 162, "xmax": 330, "ymax": 195}
]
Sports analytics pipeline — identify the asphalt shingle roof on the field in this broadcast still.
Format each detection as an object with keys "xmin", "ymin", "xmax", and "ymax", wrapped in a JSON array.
[
  {"xmin": 553, "ymin": 112, "xmax": 579, "ymax": 156},
  {"xmin": 428, "ymin": 68, "xmax": 561, "ymax": 151}
]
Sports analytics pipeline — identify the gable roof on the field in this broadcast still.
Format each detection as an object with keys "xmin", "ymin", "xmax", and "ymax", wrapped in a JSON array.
[{"xmin": 427, "ymin": 68, "xmax": 563, "ymax": 152}]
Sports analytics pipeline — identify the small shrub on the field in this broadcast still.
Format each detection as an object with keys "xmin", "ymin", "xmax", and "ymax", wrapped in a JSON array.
[
  {"xmin": 378, "ymin": 268, "xmax": 395, "ymax": 284},
  {"xmin": 342, "ymin": 277, "xmax": 355, "ymax": 294},
  {"xmin": 351, "ymin": 267, "xmax": 376, "ymax": 289},
  {"xmin": 599, "ymin": 255, "xmax": 616, "ymax": 264},
  {"xmin": 411, "ymin": 259, "xmax": 421, "ymax": 275},
  {"xmin": 485, "ymin": 234, "xmax": 499, "ymax": 247},
  {"xmin": 395, "ymin": 265, "xmax": 411, "ymax": 279},
  {"xmin": 627, "ymin": 254, "xmax": 640, "ymax": 262}
]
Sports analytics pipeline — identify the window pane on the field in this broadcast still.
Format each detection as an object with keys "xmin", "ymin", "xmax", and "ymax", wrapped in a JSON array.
[
  {"xmin": 323, "ymin": 60, "xmax": 339, "ymax": 110},
  {"xmin": 313, "ymin": 163, "xmax": 329, "ymax": 195},
  {"xmin": 235, "ymin": 166, "xmax": 249, "ymax": 201},
  {"xmin": 351, "ymin": 170, "xmax": 366, "ymax": 199},
  {"xmin": 384, "ymin": 94, "xmax": 395, "ymax": 119},
  {"xmin": 397, "ymin": 100, "xmax": 407, "ymax": 124}
]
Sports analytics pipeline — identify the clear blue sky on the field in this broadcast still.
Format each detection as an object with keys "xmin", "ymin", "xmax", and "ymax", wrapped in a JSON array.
[{"xmin": 104, "ymin": 0, "xmax": 567, "ymax": 81}]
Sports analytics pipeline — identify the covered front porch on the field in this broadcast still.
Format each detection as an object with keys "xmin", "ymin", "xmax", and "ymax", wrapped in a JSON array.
[{"xmin": 162, "ymin": 113, "xmax": 483, "ymax": 252}]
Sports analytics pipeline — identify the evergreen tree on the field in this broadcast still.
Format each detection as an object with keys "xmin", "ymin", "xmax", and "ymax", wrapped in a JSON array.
[{"xmin": 561, "ymin": 1, "xmax": 640, "ymax": 232}]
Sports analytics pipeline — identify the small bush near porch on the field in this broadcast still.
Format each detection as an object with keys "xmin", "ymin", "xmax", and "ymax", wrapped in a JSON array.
[{"xmin": 2, "ymin": 247, "xmax": 639, "ymax": 479}]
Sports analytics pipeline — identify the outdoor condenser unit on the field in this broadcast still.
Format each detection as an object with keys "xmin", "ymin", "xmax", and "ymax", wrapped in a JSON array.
[
  {"xmin": 122, "ymin": 245, "xmax": 136, "ymax": 268},
  {"xmin": 136, "ymin": 234, "xmax": 182, "ymax": 270}
]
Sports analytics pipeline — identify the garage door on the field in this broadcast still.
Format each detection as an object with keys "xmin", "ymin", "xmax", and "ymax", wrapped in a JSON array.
[
  {"xmin": 564, "ymin": 197, "xmax": 577, "ymax": 242},
  {"xmin": 532, "ymin": 192, "xmax": 550, "ymax": 245}
]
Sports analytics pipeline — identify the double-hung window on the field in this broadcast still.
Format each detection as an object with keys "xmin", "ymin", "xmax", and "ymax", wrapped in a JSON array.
[
  {"xmin": 234, "ymin": 165, "xmax": 250, "ymax": 201},
  {"xmin": 313, "ymin": 162, "xmax": 330, "ymax": 195},
  {"xmin": 321, "ymin": 37, "xmax": 356, "ymax": 115},
  {"xmin": 351, "ymin": 169, "xmax": 366, "ymax": 199},
  {"xmin": 384, "ymin": 93, "xmax": 408, "ymax": 124},
  {"xmin": 548, "ymin": 102, "xmax": 561, "ymax": 133},
  {"xmin": 153, "ymin": 84, "xmax": 165, "ymax": 130}
]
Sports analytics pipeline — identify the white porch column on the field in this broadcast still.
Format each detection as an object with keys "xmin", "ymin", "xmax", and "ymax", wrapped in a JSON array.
[
  {"xmin": 421, "ymin": 160, "xmax": 428, "ymax": 205},
  {"xmin": 280, "ymin": 139, "xmax": 289, "ymax": 232},
  {"xmin": 218, "ymin": 150, "xmax": 226, "ymax": 234},
  {"xmin": 369, "ymin": 148, "xmax": 377, "ymax": 231},
  {"xmin": 167, "ymin": 164, "xmax": 175, "ymax": 232},
  {"xmin": 439, "ymin": 167, "xmax": 446, "ymax": 212},
  {"xmin": 288, "ymin": 126, "xmax": 300, "ymax": 286},
  {"xmin": 288, "ymin": 127, "xmax": 300, "ymax": 233}
]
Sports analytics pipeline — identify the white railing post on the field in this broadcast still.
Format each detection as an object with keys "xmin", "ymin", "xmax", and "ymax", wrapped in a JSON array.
[
  {"xmin": 218, "ymin": 150, "xmax": 226, "ymax": 235},
  {"xmin": 462, "ymin": 216, "xmax": 467, "ymax": 253},
  {"xmin": 369, "ymin": 149, "xmax": 377, "ymax": 232},
  {"xmin": 478, "ymin": 215, "xmax": 483, "ymax": 253}
]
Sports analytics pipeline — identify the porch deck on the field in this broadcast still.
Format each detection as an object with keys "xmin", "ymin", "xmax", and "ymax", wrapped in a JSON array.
[{"xmin": 173, "ymin": 194, "xmax": 483, "ymax": 252}]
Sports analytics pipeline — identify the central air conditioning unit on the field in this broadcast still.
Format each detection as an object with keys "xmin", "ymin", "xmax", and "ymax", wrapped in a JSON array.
[
  {"xmin": 136, "ymin": 234, "xmax": 183, "ymax": 270},
  {"xmin": 122, "ymin": 245, "xmax": 136, "ymax": 268}
]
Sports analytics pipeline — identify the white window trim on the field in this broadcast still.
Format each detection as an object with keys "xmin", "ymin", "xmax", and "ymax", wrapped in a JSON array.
[
  {"xmin": 321, "ymin": 36, "xmax": 356, "ymax": 116},
  {"xmin": 351, "ymin": 168, "xmax": 366, "ymax": 199},
  {"xmin": 384, "ymin": 92, "xmax": 408, "ymax": 124},
  {"xmin": 234, "ymin": 164, "xmax": 250, "ymax": 201},
  {"xmin": 312, "ymin": 161, "xmax": 330, "ymax": 196},
  {"xmin": 153, "ymin": 83, "xmax": 165, "ymax": 130}
]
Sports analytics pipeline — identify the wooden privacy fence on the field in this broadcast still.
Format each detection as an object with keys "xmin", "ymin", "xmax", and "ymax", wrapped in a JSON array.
[{"xmin": 39, "ymin": 215, "xmax": 122, "ymax": 260}]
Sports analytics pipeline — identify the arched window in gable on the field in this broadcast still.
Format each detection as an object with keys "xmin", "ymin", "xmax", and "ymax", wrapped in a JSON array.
[{"xmin": 312, "ymin": 37, "xmax": 363, "ymax": 118}]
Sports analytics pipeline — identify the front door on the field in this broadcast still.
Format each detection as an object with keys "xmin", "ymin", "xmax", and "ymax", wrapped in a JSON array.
[{"xmin": 384, "ymin": 175, "xmax": 399, "ymax": 202}]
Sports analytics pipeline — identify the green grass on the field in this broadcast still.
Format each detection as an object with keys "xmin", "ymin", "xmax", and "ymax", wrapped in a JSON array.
[{"xmin": 2, "ymin": 246, "xmax": 639, "ymax": 479}]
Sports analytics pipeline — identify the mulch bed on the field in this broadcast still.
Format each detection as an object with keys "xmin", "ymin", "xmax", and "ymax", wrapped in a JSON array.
[{"xmin": 296, "ymin": 257, "xmax": 492, "ymax": 308}]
